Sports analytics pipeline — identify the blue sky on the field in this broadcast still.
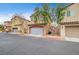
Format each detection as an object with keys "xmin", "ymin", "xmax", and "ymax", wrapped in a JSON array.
[
  {"xmin": 0, "ymin": 3, "xmax": 66, "ymax": 24},
  {"xmin": 0, "ymin": 3, "xmax": 57, "ymax": 14}
]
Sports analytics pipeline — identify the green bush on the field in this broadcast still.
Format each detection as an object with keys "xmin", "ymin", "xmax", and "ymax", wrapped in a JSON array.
[{"xmin": 0, "ymin": 24, "xmax": 4, "ymax": 31}]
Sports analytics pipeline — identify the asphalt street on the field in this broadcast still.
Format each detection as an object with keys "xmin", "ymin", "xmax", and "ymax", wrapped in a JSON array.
[{"xmin": 0, "ymin": 33, "xmax": 79, "ymax": 55}]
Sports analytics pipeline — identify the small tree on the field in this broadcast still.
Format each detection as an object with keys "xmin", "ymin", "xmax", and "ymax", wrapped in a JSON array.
[
  {"xmin": 31, "ymin": 7, "xmax": 40, "ymax": 24},
  {"xmin": 0, "ymin": 24, "xmax": 4, "ymax": 32}
]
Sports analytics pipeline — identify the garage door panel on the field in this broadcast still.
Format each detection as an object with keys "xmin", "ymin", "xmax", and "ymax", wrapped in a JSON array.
[
  {"xmin": 13, "ymin": 28, "xmax": 18, "ymax": 32},
  {"xmin": 31, "ymin": 28, "xmax": 43, "ymax": 36},
  {"xmin": 65, "ymin": 26, "xmax": 79, "ymax": 38}
]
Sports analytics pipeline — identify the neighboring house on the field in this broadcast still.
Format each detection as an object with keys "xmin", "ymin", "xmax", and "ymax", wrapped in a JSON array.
[
  {"xmin": 4, "ymin": 21, "xmax": 12, "ymax": 32},
  {"xmin": 60, "ymin": 4, "xmax": 79, "ymax": 38},
  {"xmin": 11, "ymin": 15, "xmax": 29, "ymax": 34}
]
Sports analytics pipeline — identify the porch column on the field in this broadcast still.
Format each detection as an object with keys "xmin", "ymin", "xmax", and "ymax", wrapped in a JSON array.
[{"xmin": 60, "ymin": 25, "xmax": 65, "ymax": 37}]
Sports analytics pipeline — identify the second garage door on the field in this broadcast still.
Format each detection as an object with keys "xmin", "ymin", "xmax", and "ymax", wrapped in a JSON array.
[
  {"xmin": 65, "ymin": 26, "xmax": 79, "ymax": 38},
  {"xmin": 30, "ymin": 28, "xmax": 43, "ymax": 36},
  {"xmin": 13, "ymin": 28, "xmax": 18, "ymax": 32}
]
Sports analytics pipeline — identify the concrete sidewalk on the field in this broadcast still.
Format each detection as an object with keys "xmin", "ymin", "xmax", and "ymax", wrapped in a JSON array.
[
  {"xmin": 19, "ymin": 33, "xmax": 79, "ymax": 42},
  {"xmin": 9, "ymin": 32, "xmax": 63, "ymax": 40},
  {"xmin": 43, "ymin": 35, "xmax": 63, "ymax": 40},
  {"xmin": 65, "ymin": 37, "xmax": 79, "ymax": 42}
]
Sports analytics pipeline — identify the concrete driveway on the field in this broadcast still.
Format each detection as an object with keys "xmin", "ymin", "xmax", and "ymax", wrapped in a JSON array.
[
  {"xmin": 0, "ymin": 33, "xmax": 79, "ymax": 55},
  {"xmin": 65, "ymin": 37, "xmax": 79, "ymax": 42}
]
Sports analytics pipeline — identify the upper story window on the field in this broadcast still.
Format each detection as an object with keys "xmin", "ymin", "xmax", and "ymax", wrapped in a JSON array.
[
  {"xmin": 67, "ymin": 10, "xmax": 70, "ymax": 16},
  {"xmin": 66, "ymin": 10, "xmax": 76, "ymax": 16}
]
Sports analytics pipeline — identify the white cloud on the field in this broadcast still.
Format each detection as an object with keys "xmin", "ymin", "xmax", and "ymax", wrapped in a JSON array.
[
  {"xmin": 22, "ymin": 13, "xmax": 31, "ymax": 21},
  {"xmin": 0, "ymin": 14, "xmax": 13, "ymax": 24}
]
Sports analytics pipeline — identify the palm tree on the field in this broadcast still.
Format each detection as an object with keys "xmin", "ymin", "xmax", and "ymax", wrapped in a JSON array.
[
  {"xmin": 56, "ymin": 3, "xmax": 66, "ymax": 24},
  {"xmin": 31, "ymin": 3, "xmax": 66, "ymax": 25},
  {"xmin": 42, "ymin": 3, "xmax": 50, "ymax": 12},
  {"xmin": 31, "ymin": 7, "xmax": 40, "ymax": 24},
  {"xmin": 31, "ymin": 4, "xmax": 55, "ymax": 25},
  {"xmin": 40, "ymin": 10, "xmax": 52, "ymax": 24},
  {"xmin": 41, "ymin": 4, "xmax": 53, "ymax": 25}
]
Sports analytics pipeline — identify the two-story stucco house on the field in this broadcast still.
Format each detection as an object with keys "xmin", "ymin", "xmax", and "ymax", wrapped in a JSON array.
[
  {"xmin": 60, "ymin": 4, "xmax": 79, "ymax": 39},
  {"xmin": 11, "ymin": 15, "xmax": 30, "ymax": 34}
]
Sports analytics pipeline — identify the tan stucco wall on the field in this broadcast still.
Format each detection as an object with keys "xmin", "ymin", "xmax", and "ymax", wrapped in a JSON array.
[
  {"xmin": 11, "ymin": 17, "xmax": 23, "ymax": 26},
  {"xmin": 67, "ymin": 4, "xmax": 79, "ymax": 16},
  {"xmin": 22, "ymin": 21, "xmax": 30, "ymax": 34},
  {"xmin": 11, "ymin": 16, "xmax": 29, "ymax": 34},
  {"xmin": 11, "ymin": 25, "xmax": 21, "ymax": 32},
  {"xmin": 60, "ymin": 25, "xmax": 65, "ymax": 37},
  {"xmin": 62, "ymin": 4, "xmax": 79, "ymax": 23},
  {"xmin": 43, "ymin": 26, "xmax": 47, "ymax": 36}
]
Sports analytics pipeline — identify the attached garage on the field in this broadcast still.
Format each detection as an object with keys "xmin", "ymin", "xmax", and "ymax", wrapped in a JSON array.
[
  {"xmin": 60, "ymin": 22, "xmax": 79, "ymax": 42},
  {"xmin": 65, "ymin": 26, "xmax": 79, "ymax": 38},
  {"xmin": 30, "ymin": 27, "xmax": 44, "ymax": 36},
  {"xmin": 13, "ymin": 28, "xmax": 18, "ymax": 32},
  {"xmin": 28, "ymin": 24, "xmax": 45, "ymax": 36}
]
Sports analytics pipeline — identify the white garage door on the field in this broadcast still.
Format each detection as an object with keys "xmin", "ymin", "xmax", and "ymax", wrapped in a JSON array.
[
  {"xmin": 13, "ymin": 28, "xmax": 18, "ymax": 33},
  {"xmin": 31, "ymin": 28, "xmax": 43, "ymax": 36}
]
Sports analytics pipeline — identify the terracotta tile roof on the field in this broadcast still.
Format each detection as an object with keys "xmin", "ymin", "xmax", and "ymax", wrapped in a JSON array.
[
  {"xmin": 60, "ymin": 21, "xmax": 79, "ymax": 25},
  {"xmin": 11, "ymin": 15, "xmax": 30, "ymax": 22}
]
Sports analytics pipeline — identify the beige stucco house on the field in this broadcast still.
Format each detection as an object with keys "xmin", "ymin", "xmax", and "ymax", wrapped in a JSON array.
[
  {"xmin": 60, "ymin": 3, "xmax": 79, "ymax": 38},
  {"xmin": 11, "ymin": 15, "xmax": 30, "ymax": 34},
  {"xmin": 3, "ymin": 15, "xmax": 30, "ymax": 34}
]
